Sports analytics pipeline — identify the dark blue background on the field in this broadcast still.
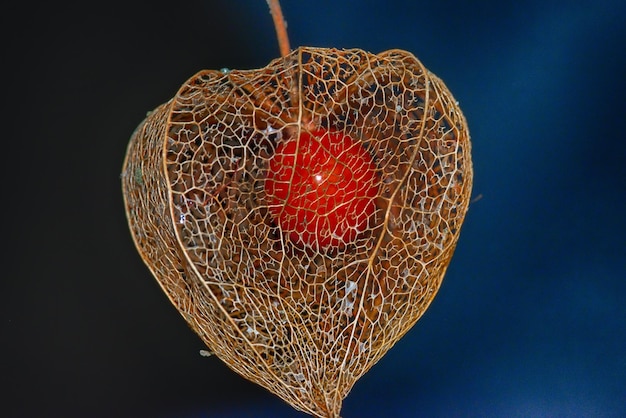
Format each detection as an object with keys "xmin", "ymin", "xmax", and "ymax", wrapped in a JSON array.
[{"xmin": 4, "ymin": 0, "xmax": 625, "ymax": 416}]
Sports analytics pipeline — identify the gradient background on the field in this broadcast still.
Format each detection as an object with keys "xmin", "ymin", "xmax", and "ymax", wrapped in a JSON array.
[{"xmin": 4, "ymin": 0, "xmax": 625, "ymax": 417}]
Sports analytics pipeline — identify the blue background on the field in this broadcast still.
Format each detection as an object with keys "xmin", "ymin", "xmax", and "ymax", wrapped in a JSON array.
[{"xmin": 4, "ymin": 0, "xmax": 625, "ymax": 417}]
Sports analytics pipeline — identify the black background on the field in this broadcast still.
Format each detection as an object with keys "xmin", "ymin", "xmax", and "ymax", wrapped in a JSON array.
[{"xmin": 4, "ymin": 0, "xmax": 625, "ymax": 417}]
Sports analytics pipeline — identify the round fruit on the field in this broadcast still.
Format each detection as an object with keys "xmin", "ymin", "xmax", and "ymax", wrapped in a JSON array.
[{"xmin": 265, "ymin": 128, "xmax": 379, "ymax": 250}]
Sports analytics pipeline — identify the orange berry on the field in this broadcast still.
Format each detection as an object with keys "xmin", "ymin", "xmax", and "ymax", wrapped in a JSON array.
[{"xmin": 265, "ymin": 129, "xmax": 378, "ymax": 250}]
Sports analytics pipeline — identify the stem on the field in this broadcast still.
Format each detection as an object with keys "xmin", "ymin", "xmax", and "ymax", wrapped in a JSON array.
[{"xmin": 266, "ymin": 0, "xmax": 291, "ymax": 57}]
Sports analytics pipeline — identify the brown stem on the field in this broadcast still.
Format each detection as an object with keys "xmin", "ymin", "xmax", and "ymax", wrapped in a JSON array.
[{"xmin": 266, "ymin": 0, "xmax": 291, "ymax": 57}]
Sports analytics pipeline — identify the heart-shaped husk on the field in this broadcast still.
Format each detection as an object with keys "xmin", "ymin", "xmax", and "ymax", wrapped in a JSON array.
[{"xmin": 122, "ymin": 47, "xmax": 472, "ymax": 418}]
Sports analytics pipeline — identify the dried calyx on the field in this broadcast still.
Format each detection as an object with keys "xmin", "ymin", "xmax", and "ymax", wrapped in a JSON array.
[{"xmin": 121, "ymin": 1, "xmax": 472, "ymax": 417}]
